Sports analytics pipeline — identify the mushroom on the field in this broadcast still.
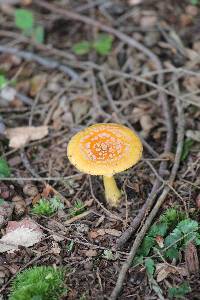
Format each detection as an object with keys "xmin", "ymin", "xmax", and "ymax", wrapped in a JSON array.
[{"xmin": 67, "ymin": 123, "xmax": 142, "ymax": 207}]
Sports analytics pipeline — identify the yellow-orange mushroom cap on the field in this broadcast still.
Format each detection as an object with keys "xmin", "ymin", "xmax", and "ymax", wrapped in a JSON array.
[{"xmin": 67, "ymin": 123, "xmax": 143, "ymax": 176}]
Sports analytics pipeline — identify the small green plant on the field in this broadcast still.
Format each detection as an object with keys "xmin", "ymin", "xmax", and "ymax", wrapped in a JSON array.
[
  {"xmin": 73, "ymin": 41, "xmax": 91, "ymax": 55},
  {"xmin": 133, "ymin": 208, "xmax": 198, "ymax": 298},
  {"xmin": 79, "ymin": 293, "xmax": 87, "ymax": 300},
  {"xmin": 102, "ymin": 249, "xmax": 115, "ymax": 260},
  {"xmin": 93, "ymin": 34, "xmax": 113, "ymax": 55},
  {"xmin": 168, "ymin": 282, "xmax": 191, "ymax": 299},
  {"xmin": 9, "ymin": 266, "xmax": 67, "ymax": 300},
  {"xmin": 0, "ymin": 74, "xmax": 8, "ymax": 89},
  {"xmin": 69, "ymin": 200, "xmax": 86, "ymax": 217},
  {"xmin": 189, "ymin": 0, "xmax": 199, "ymax": 5},
  {"xmin": 73, "ymin": 34, "xmax": 113, "ymax": 56},
  {"xmin": 181, "ymin": 139, "xmax": 194, "ymax": 161},
  {"xmin": 0, "ymin": 198, "xmax": 5, "ymax": 205},
  {"xmin": 32, "ymin": 196, "xmax": 64, "ymax": 216},
  {"xmin": 0, "ymin": 157, "xmax": 11, "ymax": 178},
  {"xmin": 15, "ymin": 9, "xmax": 44, "ymax": 43},
  {"xmin": 135, "ymin": 207, "xmax": 200, "ymax": 269},
  {"xmin": 66, "ymin": 240, "xmax": 74, "ymax": 253}
]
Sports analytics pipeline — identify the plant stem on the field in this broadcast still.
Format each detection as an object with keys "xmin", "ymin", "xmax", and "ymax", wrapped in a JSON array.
[{"xmin": 103, "ymin": 175, "xmax": 121, "ymax": 207}]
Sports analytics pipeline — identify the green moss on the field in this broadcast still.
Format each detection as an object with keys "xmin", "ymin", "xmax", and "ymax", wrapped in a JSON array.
[{"xmin": 9, "ymin": 266, "xmax": 67, "ymax": 300}]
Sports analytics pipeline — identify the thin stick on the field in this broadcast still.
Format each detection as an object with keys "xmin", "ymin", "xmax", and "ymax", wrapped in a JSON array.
[
  {"xmin": 0, "ymin": 174, "xmax": 82, "ymax": 181},
  {"xmin": 110, "ymin": 82, "xmax": 185, "ymax": 299},
  {"xmin": 0, "ymin": 45, "xmax": 80, "ymax": 81},
  {"xmin": 64, "ymin": 210, "xmax": 93, "ymax": 225}
]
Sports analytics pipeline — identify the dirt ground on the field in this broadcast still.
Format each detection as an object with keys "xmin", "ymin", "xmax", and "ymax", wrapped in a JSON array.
[{"xmin": 0, "ymin": 0, "xmax": 200, "ymax": 299}]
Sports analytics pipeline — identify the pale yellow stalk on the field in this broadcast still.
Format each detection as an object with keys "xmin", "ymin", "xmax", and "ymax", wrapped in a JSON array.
[{"xmin": 103, "ymin": 175, "xmax": 121, "ymax": 207}]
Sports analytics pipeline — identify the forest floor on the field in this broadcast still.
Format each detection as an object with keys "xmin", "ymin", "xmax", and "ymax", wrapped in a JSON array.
[{"xmin": 0, "ymin": 0, "xmax": 200, "ymax": 299}]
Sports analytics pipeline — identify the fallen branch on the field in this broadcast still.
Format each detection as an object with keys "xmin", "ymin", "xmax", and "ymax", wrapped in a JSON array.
[{"xmin": 110, "ymin": 81, "xmax": 185, "ymax": 299}]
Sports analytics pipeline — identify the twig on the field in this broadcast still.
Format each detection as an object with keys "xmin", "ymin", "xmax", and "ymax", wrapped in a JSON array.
[
  {"xmin": 110, "ymin": 81, "xmax": 185, "ymax": 299},
  {"xmin": 20, "ymin": 149, "xmax": 41, "ymax": 178},
  {"xmin": 64, "ymin": 210, "xmax": 93, "ymax": 225},
  {"xmin": 0, "ymin": 174, "xmax": 83, "ymax": 181},
  {"xmin": 15, "ymin": 92, "xmax": 33, "ymax": 105},
  {"xmin": 116, "ymin": 181, "xmax": 163, "ymax": 248},
  {"xmin": 0, "ymin": 45, "xmax": 80, "ymax": 81}
]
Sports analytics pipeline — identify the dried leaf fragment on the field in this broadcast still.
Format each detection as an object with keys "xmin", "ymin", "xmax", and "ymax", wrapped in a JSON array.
[
  {"xmin": 5, "ymin": 126, "xmax": 48, "ymax": 148},
  {"xmin": 156, "ymin": 263, "xmax": 188, "ymax": 282},
  {"xmin": 185, "ymin": 242, "xmax": 199, "ymax": 274},
  {"xmin": 0, "ymin": 218, "xmax": 43, "ymax": 253}
]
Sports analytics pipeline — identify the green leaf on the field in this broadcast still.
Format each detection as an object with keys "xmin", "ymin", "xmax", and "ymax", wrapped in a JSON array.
[
  {"xmin": 0, "ymin": 75, "xmax": 8, "ymax": 89},
  {"xmin": 93, "ymin": 34, "xmax": 113, "ymax": 55},
  {"xmin": 15, "ymin": 9, "xmax": 34, "ymax": 31},
  {"xmin": 145, "ymin": 258, "xmax": 155, "ymax": 277},
  {"xmin": 66, "ymin": 240, "xmax": 74, "ymax": 253},
  {"xmin": 148, "ymin": 223, "xmax": 168, "ymax": 237},
  {"xmin": 132, "ymin": 255, "xmax": 144, "ymax": 266},
  {"xmin": 73, "ymin": 41, "xmax": 91, "ymax": 55},
  {"xmin": 0, "ymin": 157, "xmax": 11, "ymax": 178},
  {"xmin": 165, "ymin": 228, "xmax": 182, "ymax": 248},
  {"xmin": 138, "ymin": 236, "xmax": 155, "ymax": 256},
  {"xmin": 176, "ymin": 219, "xmax": 198, "ymax": 234},
  {"xmin": 165, "ymin": 247, "xmax": 179, "ymax": 260},
  {"xmin": 0, "ymin": 198, "xmax": 5, "ymax": 205},
  {"xmin": 190, "ymin": 0, "xmax": 199, "ymax": 5},
  {"xmin": 168, "ymin": 282, "xmax": 191, "ymax": 299},
  {"xmin": 181, "ymin": 139, "xmax": 194, "ymax": 161},
  {"xmin": 33, "ymin": 26, "xmax": 44, "ymax": 44}
]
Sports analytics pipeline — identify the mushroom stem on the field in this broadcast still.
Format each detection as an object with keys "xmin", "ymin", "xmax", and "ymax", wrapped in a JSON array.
[{"xmin": 103, "ymin": 175, "xmax": 121, "ymax": 207}]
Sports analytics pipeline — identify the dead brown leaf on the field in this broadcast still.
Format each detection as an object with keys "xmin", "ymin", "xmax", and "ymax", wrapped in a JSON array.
[
  {"xmin": 156, "ymin": 263, "xmax": 188, "ymax": 282},
  {"xmin": 0, "ymin": 218, "xmax": 43, "ymax": 253},
  {"xmin": 5, "ymin": 126, "xmax": 48, "ymax": 148},
  {"xmin": 30, "ymin": 74, "xmax": 47, "ymax": 97},
  {"xmin": 185, "ymin": 242, "xmax": 199, "ymax": 274}
]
